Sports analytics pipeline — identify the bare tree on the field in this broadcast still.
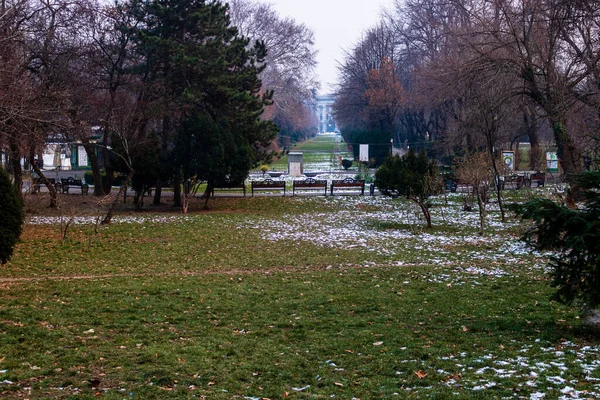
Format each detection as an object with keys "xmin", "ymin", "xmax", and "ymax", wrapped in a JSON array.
[
  {"xmin": 455, "ymin": 151, "xmax": 495, "ymax": 235},
  {"xmin": 364, "ymin": 57, "xmax": 407, "ymax": 141},
  {"xmin": 229, "ymin": 0, "xmax": 318, "ymax": 144},
  {"xmin": 456, "ymin": 0, "xmax": 585, "ymax": 179}
]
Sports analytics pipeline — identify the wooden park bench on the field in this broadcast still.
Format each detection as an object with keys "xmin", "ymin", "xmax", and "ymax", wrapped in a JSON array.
[
  {"xmin": 32, "ymin": 177, "xmax": 57, "ymax": 193},
  {"xmin": 501, "ymin": 174, "xmax": 524, "ymax": 190},
  {"xmin": 292, "ymin": 178, "xmax": 328, "ymax": 196},
  {"xmin": 251, "ymin": 179, "xmax": 286, "ymax": 196},
  {"xmin": 58, "ymin": 177, "xmax": 89, "ymax": 194},
  {"xmin": 528, "ymin": 172, "xmax": 546, "ymax": 188},
  {"xmin": 330, "ymin": 178, "xmax": 365, "ymax": 196},
  {"xmin": 211, "ymin": 184, "xmax": 247, "ymax": 198}
]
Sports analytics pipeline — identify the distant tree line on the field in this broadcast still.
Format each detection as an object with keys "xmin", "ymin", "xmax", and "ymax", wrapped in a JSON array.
[
  {"xmin": 334, "ymin": 0, "xmax": 600, "ymax": 177},
  {"xmin": 0, "ymin": 0, "xmax": 317, "ymax": 216}
]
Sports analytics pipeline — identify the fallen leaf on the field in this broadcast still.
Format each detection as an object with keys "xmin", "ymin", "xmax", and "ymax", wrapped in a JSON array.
[
  {"xmin": 334, "ymin": 382, "xmax": 344, "ymax": 387},
  {"xmin": 415, "ymin": 370, "xmax": 427, "ymax": 379},
  {"xmin": 373, "ymin": 341, "xmax": 383, "ymax": 346}
]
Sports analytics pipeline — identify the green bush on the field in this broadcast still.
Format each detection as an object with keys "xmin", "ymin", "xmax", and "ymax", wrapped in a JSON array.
[
  {"xmin": 511, "ymin": 171, "xmax": 600, "ymax": 308},
  {"xmin": 0, "ymin": 167, "xmax": 24, "ymax": 264},
  {"xmin": 374, "ymin": 149, "xmax": 440, "ymax": 228}
]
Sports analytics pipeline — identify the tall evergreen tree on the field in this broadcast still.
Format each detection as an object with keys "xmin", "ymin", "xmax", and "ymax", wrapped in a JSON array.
[
  {"xmin": 127, "ymin": 0, "xmax": 277, "ymax": 210},
  {"xmin": 0, "ymin": 167, "xmax": 24, "ymax": 264}
]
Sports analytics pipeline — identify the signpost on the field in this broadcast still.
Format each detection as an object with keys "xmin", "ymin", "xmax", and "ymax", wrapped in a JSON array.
[
  {"xmin": 546, "ymin": 152, "xmax": 559, "ymax": 172},
  {"xmin": 359, "ymin": 144, "xmax": 369, "ymax": 162},
  {"xmin": 502, "ymin": 151, "xmax": 515, "ymax": 171}
]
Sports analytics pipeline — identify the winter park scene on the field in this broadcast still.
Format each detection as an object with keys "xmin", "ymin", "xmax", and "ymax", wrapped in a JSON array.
[{"xmin": 1, "ymin": 0, "xmax": 600, "ymax": 399}]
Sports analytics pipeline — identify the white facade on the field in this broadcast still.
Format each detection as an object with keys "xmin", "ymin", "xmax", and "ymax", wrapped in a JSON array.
[{"xmin": 315, "ymin": 94, "xmax": 337, "ymax": 133}]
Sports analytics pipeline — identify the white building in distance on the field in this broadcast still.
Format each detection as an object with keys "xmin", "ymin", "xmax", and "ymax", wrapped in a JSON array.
[{"xmin": 315, "ymin": 94, "xmax": 337, "ymax": 133}]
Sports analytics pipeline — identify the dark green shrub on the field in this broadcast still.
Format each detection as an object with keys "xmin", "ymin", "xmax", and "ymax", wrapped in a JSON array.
[
  {"xmin": 0, "ymin": 167, "xmax": 24, "ymax": 264},
  {"xmin": 374, "ymin": 149, "xmax": 440, "ymax": 228},
  {"xmin": 511, "ymin": 171, "xmax": 600, "ymax": 308}
]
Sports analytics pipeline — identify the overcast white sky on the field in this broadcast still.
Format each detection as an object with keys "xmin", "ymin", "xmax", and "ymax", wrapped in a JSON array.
[{"xmin": 269, "ymin": 0, "xmax": 396, "ymax": 94}]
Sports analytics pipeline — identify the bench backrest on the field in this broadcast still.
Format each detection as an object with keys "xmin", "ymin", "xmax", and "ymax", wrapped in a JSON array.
[
  {"xmin": 252, "ymin": 179, "xmax": 286, "ymax": 188},
  {"xmin": 331, "ymin": 178, "xmax": 365, "ymax": 187},
  {"xmin": 34, "ymin": 177, "xmax": 56, "ymax": 184},
  {"xmin": 531, "ymin": 172, "xmax": 545, "ymax": 180},
  {"xmin": 293, "ymin": 178, "xmax": 327, "ymax": 187},
  {"xmin": 61, "ymin": 178, "xmax": 83, "ymax": 186}
]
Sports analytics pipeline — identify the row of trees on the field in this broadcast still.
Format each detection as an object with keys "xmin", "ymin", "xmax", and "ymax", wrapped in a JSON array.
[
  {"xmin": 0, "ymin": 0, "xmax": 318, "ymax": 215},
  {"xmin": 341, "ymin": 1, "xmax": 600, "ymax": 314},
  {"xmin": 334, "ymin": 0, "xmax": 600, "ymax": 179}
]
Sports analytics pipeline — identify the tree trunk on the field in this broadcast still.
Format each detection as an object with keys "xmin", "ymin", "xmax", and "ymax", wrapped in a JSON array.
[
  {"xmin": 203, "ymin": 180, "xmax": 214, "ymax": 210},
  {"xmin": 413, "ymin": 198, "xmax": 432, "ymax": 228},
  {"xmin": 173, "ymin": 169, "xmax": 181, "ymax": 207},
  {"xmin": 81, "ymin": 141, "xmax": 105, "ymax": 196},
  {"xmin": 102, "ymin": 127, "xmax": 111, "ymax": 194},
  {"xmin": 530, "ymin": 135, "xmax": 541, "ymax": 171},
  {"xmin": 487, "ymin": 143, "xmax": 505, "ymax": 222},
  {"xmin": 153, "ymin": 179, "xmax": 163, "ymax": 205},
  {"xmin": 134, "ymin": 190, "xmax": 145, "ymax": 211},
  {"xmin": 524, "ymin": 108, "xmax": 541, "ymax": 170},
  {"xmin": 551, "ymin": 119, "xmax": 582, "ymax": 178},
  {"xmin": 29, "ymin": 147, "xmax": 57, "ymax": 207},
  {"xmin": 181, "ymin": 178, "xmax": 195, "ymax": 214},
  {"xmin": 9, "ymin": 136, "xmax": 23, "ymax": 198},
  {"xmin": 101, "ymin": 168, "xmax": 134, "ymax": 225},
  {"xmin": 476, "ymin": 190, "xmax": 485, "ymax": 236},
  {"xmin": 550, "ymin": 119, "xmax": 582, "ymax": 208}
]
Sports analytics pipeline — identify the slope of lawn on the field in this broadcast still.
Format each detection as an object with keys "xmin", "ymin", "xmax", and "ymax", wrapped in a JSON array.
[
  {"xmin": 0, "ymin": 190, "xmax": 598, "ymax": 399},
  {"xmin": 270, "ymin": 134, "xmax": 354, "ymax": 171}
]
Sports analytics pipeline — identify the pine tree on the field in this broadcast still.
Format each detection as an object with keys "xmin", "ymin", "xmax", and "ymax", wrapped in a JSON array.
[
  {"xmin": 127, "ymin": 0, "xmax": 277, "ymax": 210},
  {"xmin": 511, "ymin": 172, "xmax": 600, "ymax": 309},
  {"xmin": 0, "ymin": 167, "xmax": 24, "ymax": 264}
]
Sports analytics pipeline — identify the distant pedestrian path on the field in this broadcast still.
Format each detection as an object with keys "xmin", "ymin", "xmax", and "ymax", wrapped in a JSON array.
[{"xmin": 272, "ymin": 133, "xmax": 353, "ymax": 172}]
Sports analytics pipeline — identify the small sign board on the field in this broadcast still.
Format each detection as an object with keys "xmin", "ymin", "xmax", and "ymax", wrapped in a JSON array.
[
  {"xmin": 359, "ymin": 144, "xmax": 369, "ymax": 162},
  {"xmin": 546, "ymin": 151, "xmax": 559, "ymax": 172},
  {"xmin": 502, "ymin": 151, "xmax": 515, "ymax": 171},
  {"xmin": 78, "ymin": 146, "xmax": 88, "ymax": 168}
]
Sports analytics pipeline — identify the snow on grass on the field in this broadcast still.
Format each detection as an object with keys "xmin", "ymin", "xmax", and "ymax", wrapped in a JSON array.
[
  {"xmin": 240, "ymin": 195, "xmax": 553, "ymax": 270},
  {"xmin": 404, "ymin": 340, "xmax": 600, "ymax": 397},
  {"xmin": 27, "ymin": 215, "xmax": 194, "ymax": 225}
]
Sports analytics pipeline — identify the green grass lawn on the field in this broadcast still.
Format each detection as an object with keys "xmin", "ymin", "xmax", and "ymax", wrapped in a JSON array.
[
  {"xmin": 1, "ymin": 191, "xmax": 599, "ymax": 399},
  {"xmin": 270, "ymin": 134, "xmax": 353, "ymax": 171}
]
